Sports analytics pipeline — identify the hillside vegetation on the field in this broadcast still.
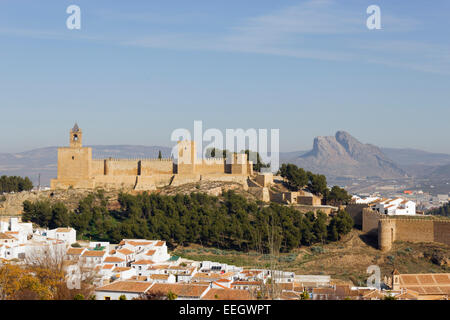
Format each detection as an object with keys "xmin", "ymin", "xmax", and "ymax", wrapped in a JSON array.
[{"xmin": 22, "ymin": 190, "xmax": 353, "ymax": 253}]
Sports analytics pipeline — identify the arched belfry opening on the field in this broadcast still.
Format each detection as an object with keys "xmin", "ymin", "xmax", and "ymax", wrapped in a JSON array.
[{"xmin": 70, "ymin": 123, "xmax": 82, "ymax": 148}]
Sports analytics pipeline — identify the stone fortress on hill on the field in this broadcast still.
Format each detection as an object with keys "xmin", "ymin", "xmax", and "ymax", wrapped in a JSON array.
[{"xmin": 50, "ymin": 124, "xmax": 254, "ymax": 191}]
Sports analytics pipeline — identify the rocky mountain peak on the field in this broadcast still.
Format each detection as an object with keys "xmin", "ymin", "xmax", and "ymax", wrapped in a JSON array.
[{"xmin": 294, "ymin": 131, "xmax": 407, "ymax": 179}]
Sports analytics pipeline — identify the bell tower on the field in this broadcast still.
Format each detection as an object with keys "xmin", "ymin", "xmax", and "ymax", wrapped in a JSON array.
[
  {"xmin": 51, "ymin": 123, "xmax": 93, "ymax": 189},
  {"xmin": 70, "ymin": 123, "xmax": 82, "ymax": 148}
]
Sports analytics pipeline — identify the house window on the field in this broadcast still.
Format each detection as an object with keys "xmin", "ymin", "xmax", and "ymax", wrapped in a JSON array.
[{"xmin": 104, "ymin": 296, "xmax": 111, "ymax": 300}]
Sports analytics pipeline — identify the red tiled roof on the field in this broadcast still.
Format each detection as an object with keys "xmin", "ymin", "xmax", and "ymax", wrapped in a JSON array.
[{"xmin": 96, "ymin": 281, "xmax": 152, "ymax": 293}]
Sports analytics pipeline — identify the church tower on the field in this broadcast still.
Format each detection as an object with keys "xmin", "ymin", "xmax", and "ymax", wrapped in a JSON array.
[{"xmin": 70, "ymin": 123, "xmax": 82, "ymax": 148}]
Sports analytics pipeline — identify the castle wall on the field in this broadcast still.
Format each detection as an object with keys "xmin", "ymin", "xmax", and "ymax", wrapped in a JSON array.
[
  {"xmin": 255, "ymin": 174, "xmax": 273, "ymax": 187},
  {"xmin": 231, "ymin": 163, "xmax": 246, "ymax": 175},
  {"xmin": 363, "ymin": 208, "xmax": 450, "ymax": 251},
  {"xmin": 394, "ymin": 219, "xmax": 434, "ymax": 243},
  {"xmin": 346, "ymin": 204, "xmax": 369, "ymax": 229},
  {"xmin": 247, "ymin": 163, "xmax": 253, "ymax": 176},
  {"xmin": 362, "ymin": 208, "xmax": 383, "ymax": 236},
  {"xmin": 91, "ymin": 160, "xmax": 104, "ymax": 176},
  {"xmin": 140, "ymin": 159, "xmax": 173, "ymax": 175},
  {"xmin": 298, "ymin": 195, "xmax": 322, "ymax": 206},
  {"xmin": 434, "ymin": 221, "xmax": 450, "ymax": 245},
  {"xmin": 105, "ymin": 159, "xmax": 138, "ymax": 176},
  {"xmin": 50, "ymin": 178, "xmax": 95, "ymax": 190},
  {"xmin": 52, "ymin": 128, "xmax": 254, "ymax": 191},
  {"xmin": 93, "ymin": 175, "xmax": 137, "ymax": 190},
  {"xmin": 377, "ymin": 216, "xmax": 450, "ymax": 251},
  {"xmin": 196, "ymin": 159, "xmax": 226, "ymax": 175}
]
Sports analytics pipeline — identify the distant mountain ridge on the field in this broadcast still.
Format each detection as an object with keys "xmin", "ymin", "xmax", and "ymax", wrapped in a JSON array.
[{"xmin": 380, "ymin": 147, "xmax": 450, "ymax": 166}]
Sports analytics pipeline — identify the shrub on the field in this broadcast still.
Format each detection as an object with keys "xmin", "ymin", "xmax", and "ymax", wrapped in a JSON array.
[
  {"xmin": 387, "ymin": 255, "xmax": 395, "ymax": 264},
  {"xmin": 311, "ymin": 246, "xmax": 324, "ymax": 254}
]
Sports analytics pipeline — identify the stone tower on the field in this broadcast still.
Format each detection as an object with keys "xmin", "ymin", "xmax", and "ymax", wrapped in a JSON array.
[
  {"xmin": 176, "ymin": 140, "xmax": 196, "ymax": 174},
  {"xmin": 50, "ymin": 124, "xmax": 93, "ymax": 189},
  {"xmin": 378, "ymin": 219, "xmax": 396, "ymax": 252},
  {"xmin": 70, "ymin": 123, "xmax": 82, "ymax": 148}
]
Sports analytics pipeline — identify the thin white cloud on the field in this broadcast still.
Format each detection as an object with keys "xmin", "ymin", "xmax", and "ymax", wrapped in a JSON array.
[{"xmin": 0, "ymin": 0, "xmax": 447, "ymax": 75}]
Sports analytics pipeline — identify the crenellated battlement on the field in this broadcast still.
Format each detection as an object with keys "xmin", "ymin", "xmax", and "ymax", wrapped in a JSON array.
[
  {"xmin": 93, "ymin": 157, "xmax": 173, "ymax": 162},
  {"xmin": 361, "ymin": 208, "xmax": 450, "ymax": 251}
]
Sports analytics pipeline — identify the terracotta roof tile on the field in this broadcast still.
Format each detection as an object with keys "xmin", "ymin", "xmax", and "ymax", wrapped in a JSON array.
[
  {"xmin": 67, "ymin": 248, "xmax": 85, "ymax": 255},
  {"xmin": 148, "ymin": 283, "xmax": 209, "ymax": 298},
  {"xmin": 81, "ymin": 250, "xmax": 106, "ymax": 257},
  {"xmin": 202, "ymin": 288, "xmax": 254, "ymax": 300},
  {"xmin": 104, "ymin": 256, "xmax": 125, "ymax": 263},
  {"xmin": 133, "ymin": 259, "xmax": 155, "ymax": 265},
  {"xmin": 96, "ymin": 281, "xmax": 152, "ymax": 293}
]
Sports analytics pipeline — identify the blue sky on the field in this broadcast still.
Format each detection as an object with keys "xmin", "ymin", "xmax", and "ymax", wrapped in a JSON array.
[{"xmin": 0, "ymin": 0, "xmax": 449, "ymax": 154}]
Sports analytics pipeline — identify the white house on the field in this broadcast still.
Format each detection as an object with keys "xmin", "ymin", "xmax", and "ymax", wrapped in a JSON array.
[
  {"xmin": 149, "ymin": 273, "xmax": 176, "ymax": 284},
  {"xmin": 111, "ymin": 267, "xmax": 135, "ymax": 280},
  {"xmin": 115, "ymin": 248, "xmax": 135, "ymax": 263},
  {"xmin": 66, "ymin": 247, "xmax": 86, "ymax": 261},
  {"xmin": 103, "ymin": 256, "xmax": 127, "ymax": 268},
  {"xmin": 0, "ymin": 218, "xmax": 33, "ymax": 237},
  {"xmin": 95, "ymin": 281, "xmax": 153, "ymax": 300},
  {"xmin": 132, "ymin": 240, "xmax": 171, "ymax": 263},
  {"xmin": 166, "ymin": 266, "xmax": 198, "ymax": 283},
  {"xmin": 374, "ymin": 198, "xmax": 416, "ymax": 215},
  {"xmin": 80, "ymin": 249, "xmax": 106, "ymax": 267},
  {"xmin": 200, "ymin": 261, "xmax": 243, "ymax": 273},
  {"xmin": 352, "ymin": 196, "xmax": 381, "ymax": 204},
  {"xmin": 46, "ymin": 228, "xmax": 77, "ymax": 245},
  {"xmin": 131, "ymin": 259, "xmax": 155, "ymax": 276}
]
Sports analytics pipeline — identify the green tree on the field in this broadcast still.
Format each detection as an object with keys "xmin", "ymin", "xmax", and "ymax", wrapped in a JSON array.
[
  {"xmin": 307, "ymin": 172, "xmax": 328, "ymax": 196},
  {"xmin": 50, "ymin": 202, "xmax": 70, "ymax": 228},
  {"xmin": 327, "ymin": 186, "xmax": 351, "ymax": 206},
  {"xmin": 278, "ymin": 164, "xmax": 308, "ymax": 190},
  {"xmin": 0, "ymin": 175, "xmax": 33, "ymax": 193},
  {"xmin": 244, "ymin": 150, "xmax": 269, "ymax": 172},
  {"xmin": 312, "ymin": 212, "xmax": 328, "ymax": 243},
  {"xmin": 167, "ymin": 291, "xmax": 178, "ymax": 300},
  {"xmin": 300, "ymin": 290, "xmax": 310, "ymax": 300},
  {"xmin": 158, "ymin": 150, "xmax": 162, "ymax": 160},
  {"xmin": 327, "ymin": 219, "xmax": 339, "ymax": 241}
]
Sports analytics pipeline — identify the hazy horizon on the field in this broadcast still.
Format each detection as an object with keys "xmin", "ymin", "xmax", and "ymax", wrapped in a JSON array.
[{"xmin": 2, "ymin": 128, "xmax": 450, "ymax": 156}]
